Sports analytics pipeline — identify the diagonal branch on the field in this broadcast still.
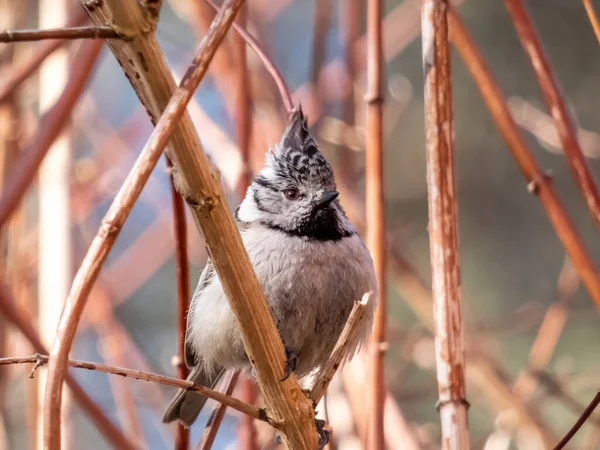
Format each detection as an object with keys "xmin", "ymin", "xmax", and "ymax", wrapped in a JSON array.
[
  {"xmin": 44, "ymin": 0, "xmax": 319, "ymax": 449},
  {"xmin": 0, "ymin": 26, "xmax": 121, "ymax": 42},
  {"xmin": 583, "ymin": 0, "xmax": 600, "ymax": 46},
  {"xmin": 505, "ymin": 0, "xmax": 600, "ymax": 227},
  {"xmin": 448, "ymin": 9, "xmax": 600, "ymax": 310},
  {"xmin": 553, "ymin": 392, "xmax": 600, "ymax": 450},
  {"xmin": 309, "ymin": 293, "xmax": 371, "ymax": 404}
]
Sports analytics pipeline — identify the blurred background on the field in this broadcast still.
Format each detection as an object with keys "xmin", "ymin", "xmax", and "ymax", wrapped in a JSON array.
[{"xmin": 1, "ymin": 0, "xmax": 600, "ymax": 449}]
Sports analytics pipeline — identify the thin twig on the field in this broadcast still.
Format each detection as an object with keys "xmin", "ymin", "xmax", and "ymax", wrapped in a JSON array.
[
  {"xmin": 553, "ymin": 392, "xmax": 600, "ymax": 450},
  {"xmin": 422, "ymin": 1, "xmax": 470, "ymax": 449},
  {"xmin": 448, "ymin": 9, "xmax": 600, "ymax": 309},
  {"xmin": 205, "ymin": 0, "xmax": 293, "ymax": 112},
  {"xmin": 0, "ymin": 26, "xmax": 120, "ymax": 42},
  {"xmin": 505, "ymin": 0, "xmax": 600, "ymax": 227},
  {"xmin": 3, "ymin": 354, "xmax": 268, "ymax": 423},
  {"xmin": 309, "ymin": 293, "xmax": 370, "ymax": 404},
  {"xmin": 583, "ymin": 0, "xmax": 600, "ymax": 45},
  {"xmin": 47, "ymin": 0, "xmax": 319, "ymax": 448},
  {"xmin": 0, "ymin": 39, "xmax": 103, "ymax": 228},
  {"xmin": 0, "ymin": 6, "xmax": 88, "ymax": 103},
  {"xmin": 0, "ymin": 283, "xmax": 136, "ymax": 450},
  {"xmin": 197, "ymin": 370, "xmax": 241, "ymax": 450},
  {"xmin": 365, "ymin": 0, "xmax": 387, "ymax": 448},
  {"xmin": 167, "ymin": 156, "xmax": 191, "ymax": 450}
]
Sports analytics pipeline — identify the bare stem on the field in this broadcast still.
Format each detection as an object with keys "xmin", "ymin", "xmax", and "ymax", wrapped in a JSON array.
[
  {"xmin": 166, "ymin": 156, "xmax": 191, "ymax": 450},
  {"xmin": 505, "ymin": 0, "xmax": 600, "ymax": 227},
  {"xmin": 3, "ymin": 355, "xmax": 268, "ymax": 423},
  {"xmin": 365, "ymin": 0, "xmax": 387, "ymax": 448},
  {"xmin": 0, "ymin": 26, "xmax": 121, "ymax": 42},
  {"xmin": 422, "ymin": 1, "xmax": 470, "ymax": 448}
]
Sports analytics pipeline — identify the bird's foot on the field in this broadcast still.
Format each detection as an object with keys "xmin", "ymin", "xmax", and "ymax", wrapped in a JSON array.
[
  {"xmin": 315, "ymin": 419, "xmax": 331, "ymax": 450},
  {"xmin": 280, "ymin": 347, "xmax": 298, "ymax": 381},
  {"xmin": 273, "ymin": 419, "xmax": 331, "ymax": 449}
]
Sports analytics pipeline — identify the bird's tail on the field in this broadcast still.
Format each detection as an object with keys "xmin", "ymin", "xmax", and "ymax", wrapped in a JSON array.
[{"xmin": 162, "ymin": 365, "xmax": 225, "ymax": 427}]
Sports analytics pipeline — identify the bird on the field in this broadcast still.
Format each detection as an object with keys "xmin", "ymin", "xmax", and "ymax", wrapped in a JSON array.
[{"xmin": 162, "ymin": 106, "xmax": 377, "ymax": 444}]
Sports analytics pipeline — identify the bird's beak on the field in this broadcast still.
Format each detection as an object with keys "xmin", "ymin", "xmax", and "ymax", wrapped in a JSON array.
[{"xmin": 313, "ymin": 191, "xmax": 339, "ymax": 210}]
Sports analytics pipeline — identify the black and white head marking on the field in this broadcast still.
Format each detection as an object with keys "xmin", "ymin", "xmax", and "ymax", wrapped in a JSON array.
[{"xmin": 237, "ymin": 106, "xmax": 355, "ymax": 241}]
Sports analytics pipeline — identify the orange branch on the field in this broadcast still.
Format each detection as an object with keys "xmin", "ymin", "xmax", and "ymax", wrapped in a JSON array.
[
  {"xmin": 449, "ymin": 9, "xmax": 600, "ymax": 310},
  {"xmin": 505, "ymin": 0, "xmax": 600, "ymax": 227},
  {"xmin": 365, "ymin": 0, "xmax": 387, "ymax": 448}
]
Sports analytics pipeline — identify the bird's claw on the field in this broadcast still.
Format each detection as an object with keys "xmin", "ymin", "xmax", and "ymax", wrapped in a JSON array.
[
  {"xmin": 281, "ymin": 347, "xmax": 298, "ymax": 381},
  {"xmin": 273, "ymin": 419, "xmax": 331, "ymax": 449},
  {"xmin": 315, "ymin": 419, "xmax": 331, "ymax": 450}
]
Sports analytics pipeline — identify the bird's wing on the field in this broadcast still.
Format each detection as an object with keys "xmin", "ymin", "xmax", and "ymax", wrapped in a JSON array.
[
  {"xmin": 184, "ymin": 258, "xmax": 216, "ymax": 368},
  {"xmin": 183, "ymin": 217, "xmax": 250, "ymax": 368}
]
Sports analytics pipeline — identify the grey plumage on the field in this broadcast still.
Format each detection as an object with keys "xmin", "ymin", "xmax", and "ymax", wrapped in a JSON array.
[{"xmin": 162, "ymin": 106, "xmax": 377, "ymax": 427}]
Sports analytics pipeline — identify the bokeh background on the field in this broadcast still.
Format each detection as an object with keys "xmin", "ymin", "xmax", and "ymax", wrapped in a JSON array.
[{"xmin": 1, "ymin": 0, "xmax": 600, "ymax": 449}]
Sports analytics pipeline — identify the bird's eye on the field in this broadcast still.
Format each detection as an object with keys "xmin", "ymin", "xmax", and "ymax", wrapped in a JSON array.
[{"xmin": 284, "ymin": 188, "xmax": 300, "ymax": 200}]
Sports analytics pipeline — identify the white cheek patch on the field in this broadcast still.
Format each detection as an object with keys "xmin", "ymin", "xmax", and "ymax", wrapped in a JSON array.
[{"xmin": 237, "ymin": 197, "xmax": 262, "ymax": 222}]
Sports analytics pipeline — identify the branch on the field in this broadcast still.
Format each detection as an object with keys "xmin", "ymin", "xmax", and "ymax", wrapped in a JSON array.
[
  {"xmin": 205, "ymin": 0, "xmax": 293, "ymax": 112},
  {"xmin": 553, "ymin": 392, "xmax": 600, "ymax": 450},
  {"xmin": 422, "ymin": 1, "xmax": 470, "ymax": 448},
  {"xmin": 0, "ymin": 39, "xmax": 103, "ymax": 228},
  {"xmin": 583, "ymin": 0, "xmax": 600, "ymax": 46},
  {"xmin": 197, "ymin": 370, "xmax": 241, "ymax": 450},
  {"xmin": 365, "ymin": 0, "xmax": 387, "ymax": 448},
  {"xmin": 309, "ymin": 293, "xmax": 371, "ymax": 404},
  {"xmin": 0, "ymin": 283, "xmax": 136, "ymax": 450},
  {"xmin": 0, "ymin": 26, "xmax": 121, "ymax": 42},
  {"xmin": 505, "ymin": 0, "xmax": 600, "ymax": 227},
  {"xmin": 448, "ymin": 9, "xmax": 600, "ymax": 310},
  {"xmin": 2, "ymin": 355, "xmax": 268, "ymax": 423},
  {"xmin": 44, "ymin": 0, "xmax": 319, "ymax": 449}
]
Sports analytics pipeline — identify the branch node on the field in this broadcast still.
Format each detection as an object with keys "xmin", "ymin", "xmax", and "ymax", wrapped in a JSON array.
[
  {"xmin": 29, "ymin": 353, "xmax": 46, "ymax": 378},
  {"xmin": 527, "ymin": 170, "xmax": 553, "ymax": 195},
  {"xmin": 435, "ymin": 397, "xmax": 471, "ymax": 412}
]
